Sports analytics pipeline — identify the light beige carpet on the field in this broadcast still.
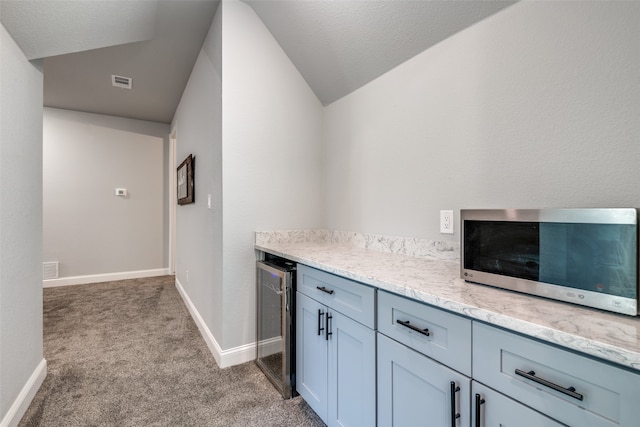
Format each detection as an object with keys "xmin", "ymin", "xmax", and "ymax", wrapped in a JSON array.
[{"xmin": 20, "ymin": 276, "xmax": 324, "ymax": 427}]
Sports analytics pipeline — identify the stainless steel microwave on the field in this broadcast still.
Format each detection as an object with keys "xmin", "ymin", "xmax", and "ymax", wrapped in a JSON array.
[{"xmin": 461, "ymin": 209, "xmax": 638, "ymax": 316}]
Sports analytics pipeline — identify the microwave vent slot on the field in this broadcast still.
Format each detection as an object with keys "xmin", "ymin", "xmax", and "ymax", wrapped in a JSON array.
[{"xmin": 111, "ymin": 75, "xmax": 132, "ymax": 89}]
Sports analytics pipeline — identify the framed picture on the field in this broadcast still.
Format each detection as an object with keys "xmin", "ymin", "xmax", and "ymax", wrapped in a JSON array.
[{"xmin": 177, "ymin": 154, "xmax": 194, "ymax": 205}]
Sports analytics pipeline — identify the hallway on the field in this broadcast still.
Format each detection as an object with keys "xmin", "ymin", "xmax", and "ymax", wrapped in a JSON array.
[{"xmin": 20, "ymin": 277, "xmax": 324, "ymax": 426}]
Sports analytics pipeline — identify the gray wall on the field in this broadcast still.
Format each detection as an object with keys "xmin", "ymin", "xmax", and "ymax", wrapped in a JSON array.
[
  {"xmin": 323, "ymin": 1, "xmax": 640, "ymax": 242},
  {"xmin": 0, "ymin": 23, "xmax": 44, "ymax": 421},
  {"xmin": 43, "ymin": 108, "xmax": 169, "ymax": 278},
  {"xmin": 172, "ymin": 3, "xmax": 224, "ymax": 343},
  {"xmin": 220, "ymin": 0, "xmax": 324, "ymax": 350},
  {"xmin": 175, "ymin": 0, "xmax": 640, "ymax": 356},
  {"xmin": 173, "ymin": 0, "xmax": 324, "ymax": 353}
]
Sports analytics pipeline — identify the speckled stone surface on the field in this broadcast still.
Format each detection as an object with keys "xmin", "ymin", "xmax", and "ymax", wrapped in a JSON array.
[
  {"xmin": 255, "ymin": 234, "xmax": 640, "ymax": 372},
  {"xmin": 256, "ymin": 229, "xmax": 459, "ymax": 261}
]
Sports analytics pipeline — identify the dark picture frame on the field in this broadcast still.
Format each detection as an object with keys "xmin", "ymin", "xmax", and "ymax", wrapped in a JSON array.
[{"xmin": 177, "ymin": 154, "xmax": 194, "ymax": 205}]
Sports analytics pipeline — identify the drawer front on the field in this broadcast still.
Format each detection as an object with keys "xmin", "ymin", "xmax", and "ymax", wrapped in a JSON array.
[
  {"xmin": 298, "ymin": 264, "xmax": 375, "ymax": 328},
  {"xmin": 473, "ymin": 322, "xmax": 640, "ymax": 427},
  {"xmin": 378, "ymin": 290, "xmax": 471, "ymax": 376}
]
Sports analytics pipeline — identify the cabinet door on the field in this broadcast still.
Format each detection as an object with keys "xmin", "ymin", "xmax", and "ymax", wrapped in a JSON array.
[
  {"xmin": 378, "ymin": 333, "xmax": 470, "ymax": 427},
  {"xmin": 327, "ymin": 310, "xmax": 376, "ymax": 427},
  {"xmin": 472, "ymin": 382, "xmax": 565, "ymax": 427},
  {"xmin": 296, "ymin": 292, "xmax": 328, "ymax": 422}
]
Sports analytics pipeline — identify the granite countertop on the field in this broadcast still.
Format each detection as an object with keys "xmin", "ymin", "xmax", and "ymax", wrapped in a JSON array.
[{"xmin": 255, "ymin": 233, "xmax": 640, "ymax": 372}]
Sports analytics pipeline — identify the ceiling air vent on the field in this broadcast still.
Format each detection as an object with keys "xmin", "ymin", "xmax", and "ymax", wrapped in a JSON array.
[{"xmin": 111, "ymin": 74, "xmax": 132, "ymax": 89}]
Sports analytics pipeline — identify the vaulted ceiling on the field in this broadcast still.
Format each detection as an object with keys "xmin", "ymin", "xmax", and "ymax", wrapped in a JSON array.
[
  {"xmin": 1, "ymin": 0, "xmax": 515, "ymax": 124},
  {"xmin": 246, "ymin": 0, "xmax": 515, "ymax": 105}
]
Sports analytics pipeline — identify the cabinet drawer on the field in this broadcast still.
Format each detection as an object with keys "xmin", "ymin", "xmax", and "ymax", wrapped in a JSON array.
[
  {"xmin": 473, "ymin": 322, "xmax": 640, "ymax": 427},
  {"xmin": 378, "ymin": 290, "xmax": 471, "ymax": 376},
  {"xmin": 297, "ymin": 264, "xmax": 375, "ymax": 328}
]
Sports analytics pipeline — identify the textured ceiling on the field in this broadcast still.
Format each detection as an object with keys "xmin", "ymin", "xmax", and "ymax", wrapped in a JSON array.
[
  {"xmin": 0, "ymin": 0, "xmax": 158, "ymax": 60},
  {"xmin": 246, "ymin": 0, "xmax": 516, "ymax": 105},
  {"xmin": 42, "ymin": 1, "xmax": 219, "ymax": 124},
  {"xmin": 2, "ymin": 0, "xmax": 516, "ymax": 123}
]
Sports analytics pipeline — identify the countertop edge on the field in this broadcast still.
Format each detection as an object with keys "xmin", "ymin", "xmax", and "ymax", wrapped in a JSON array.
[{"xmin": 256, "ymin": 243, "xmax": 640, "ymax": 372}]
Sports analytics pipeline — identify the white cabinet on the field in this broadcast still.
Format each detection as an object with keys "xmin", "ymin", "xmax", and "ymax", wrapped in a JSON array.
[
  {"xmin": 473, "ymin": 322, "xmax": 640, "ymax": 427},
  {"xmin": 378, "ymin": 290, "xmax": 472, "ymax": 375},
  {"xmin": 328, "ymin": 309, "xmax": 376, "ymax": 426},
  {"xmin": 296, "ymin": 292, "xmax": 328, "ymax": 414},
  {"xmin": 296, "ymin": 265, "xmax": 376, "ymax": 427},
  {"xmin": 472, "ymin": 381, "xmax": 564, "ymax": 427},
  {"xmin": 377, "ymin": 291, "xmax": 472, "ymax": 427},
  {"xmin": 290, "ymin": 260, "xmax": 640, "ymax": 427},
  {"xmin": 378, "ymin": 333, "xmax": 470, "ymax": 427}
]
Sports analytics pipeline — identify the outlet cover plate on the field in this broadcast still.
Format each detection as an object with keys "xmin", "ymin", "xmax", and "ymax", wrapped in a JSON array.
[{"xmin": 440, "ymin": 210, "xmax": 454, "ymax": 234}]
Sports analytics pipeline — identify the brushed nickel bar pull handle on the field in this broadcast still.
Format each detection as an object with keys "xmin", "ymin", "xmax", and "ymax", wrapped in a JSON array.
[
  {"xmin": 396, "ymin": 319, "xmax": 430, "ymax": 337},
  {"xmin": 316, "ymin": 286, "xmax": 334, "ymax": 295},
  {"xmin": 515, "ymin": 369, "xmax": 583, "ymax": 401},
  {"xmin": 317, "ymin": 309, "xmax": 325, "ymax": 336},
  {"xmin": 474, "ymin": 393, "xmax": 485, "ymax": 427},
  {"xmin": 450, "ymin": 382, "xmax": 460, "ymax": 427}
]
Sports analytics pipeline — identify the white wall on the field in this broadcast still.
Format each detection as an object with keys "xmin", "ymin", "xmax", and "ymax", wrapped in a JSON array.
[
  {"xmin": 174, "ymin": 0, "xmax": 639, "ymax": 365},
  {"xmin": 172, "ymin": 0, "xmax": 324, "ymax": 360},
  {"xmin": 220, "ymin": 0, "xmax": 324, "ymax": 349},
  {"xmin": 323, "ymin": 1, "xmax": 640, "ymax": 242},
  {"xmin": 171, "ymin": 3, "xmax": 224, "ymax": 343},
  {"xmin": 43, "ymin": 108, "xmax": 169, "ymax": 279},
  {"xmin": 0, "ymin": 23, "xmax": 45, "ymax": 425}
]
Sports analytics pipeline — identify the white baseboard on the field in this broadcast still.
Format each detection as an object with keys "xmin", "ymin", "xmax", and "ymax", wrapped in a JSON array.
[
  {"xmin": 1, "ymin": 359, "xmax": 47, "ymax": 427},
  {"xmin": 43, "ymin": 268, "xmax": 170, "ymax": 288},
  {"xmin": 174, "ymin": 278, "xmax": 256, "ymax": 369}
]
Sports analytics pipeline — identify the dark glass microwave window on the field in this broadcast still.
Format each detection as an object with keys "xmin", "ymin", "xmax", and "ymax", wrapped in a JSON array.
[
  {"xmin": 464, "ymin": 221, "xmax": 540, "ymax": 281},
  {"xmin": 464, "ymin": 220, "xmax": 637, "ymax": 298}
]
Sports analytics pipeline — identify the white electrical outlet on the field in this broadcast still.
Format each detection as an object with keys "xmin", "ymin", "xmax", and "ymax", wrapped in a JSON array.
[{"xmin": 440, "ymin": 210, "xmax": 454, "ymax": 234}]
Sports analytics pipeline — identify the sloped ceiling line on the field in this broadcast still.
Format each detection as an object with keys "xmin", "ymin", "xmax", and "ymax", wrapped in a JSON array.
[{"xmin": 1, "ymin": 0, "xmax": 515, "ymax": 122}]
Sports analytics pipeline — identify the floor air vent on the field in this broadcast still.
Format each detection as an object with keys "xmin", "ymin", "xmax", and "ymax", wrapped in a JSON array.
[
  {"xmin": 111, "ymin": 74, "xmax": 132, "ymax": 89},
  {"xmin": 43, "ymin": 262, "xmax": 59, "ymax": 280}
]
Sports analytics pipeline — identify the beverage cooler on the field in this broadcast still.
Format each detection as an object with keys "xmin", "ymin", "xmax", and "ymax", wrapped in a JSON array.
[{"xmin": 256, "ymin": 257, "xmax": 296, "ymax": 398}]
